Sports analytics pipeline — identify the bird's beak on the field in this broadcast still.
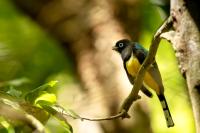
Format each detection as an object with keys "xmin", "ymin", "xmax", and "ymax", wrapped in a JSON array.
[{"xmin": 112, "ymin": 46, "xmax": 118, "ymax": 51}]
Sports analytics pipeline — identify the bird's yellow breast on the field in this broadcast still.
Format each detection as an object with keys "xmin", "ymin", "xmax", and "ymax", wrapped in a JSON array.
[{"xmin": 126, "ymin": 54, "xmax": 160, "ymax": 93}]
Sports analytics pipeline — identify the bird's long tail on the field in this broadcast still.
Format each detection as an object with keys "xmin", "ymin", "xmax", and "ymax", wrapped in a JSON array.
[{"xmin": 158, "ymin": 94, "xmax": 174, "ymax": 127}]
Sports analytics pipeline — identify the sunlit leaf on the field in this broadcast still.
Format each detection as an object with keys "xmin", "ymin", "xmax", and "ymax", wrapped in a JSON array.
[
  {"xmin": 25, "ymin": 80, "xmax": 58, "ymax": 103},
  {"xmin": 0, "ymin": 117, "xmax": 15, "ymax": 133},
  {"xmin": 47, "ymin": 81, "xmax": 58, "ymax": 87},
  {"xmin": 35, "ymin": 92, "xmax": 56, "ymax": 105}
]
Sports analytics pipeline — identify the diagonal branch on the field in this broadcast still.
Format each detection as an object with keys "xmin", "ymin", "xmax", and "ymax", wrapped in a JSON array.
[{"xmin": 0, "ymin": 102, "xmax": 44, "ymax": 133}]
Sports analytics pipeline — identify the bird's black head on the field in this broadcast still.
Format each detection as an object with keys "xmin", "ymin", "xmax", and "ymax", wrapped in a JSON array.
[{"xmin": 112, "ymin": 39, "xmax": 130, "ymax": 53}]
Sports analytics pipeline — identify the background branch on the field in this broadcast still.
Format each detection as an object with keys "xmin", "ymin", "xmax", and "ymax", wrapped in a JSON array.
[{"xmin": 0, "ymin": 102, "xmax": 44, "ymax": 133}]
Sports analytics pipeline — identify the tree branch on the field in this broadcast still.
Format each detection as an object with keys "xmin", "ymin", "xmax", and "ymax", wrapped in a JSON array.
[{"xmin": 0, "ymin": 102, "xmax": 44, "ymax": 133}]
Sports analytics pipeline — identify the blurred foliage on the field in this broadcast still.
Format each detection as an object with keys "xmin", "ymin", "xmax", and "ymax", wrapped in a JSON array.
[
  {"xmin": 0, "ymin": 80, "xmax": 76, "ymax": 133},
  {"xmin": 0, "ymin": 0, "xmax": 75, "ymax": 91},
  {"xmin": 0, "ymin": 0, "xmax": 196, "ymax": 132},
  {"xmin": 0, "ymin": 0, "xmax": 76, "ymax": 132}
]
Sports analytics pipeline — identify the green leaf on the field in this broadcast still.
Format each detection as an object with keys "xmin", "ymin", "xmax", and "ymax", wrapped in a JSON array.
[
  {"xmin": 35, "ymin": 92, "xmax": 56, "ymax": 105},
  {"xmin": 25, "ymin": 80, "xmax": 58, "ymax": 103},
  {"xmin": 47, "ymin": 81, "xmax": 58, "ymax": 87},
  {"xmin": 0, "ymin": 77, "xmax": 30, "ymax": 93},
  {"xmin": 37, "ymin": 101, "xmax": 73, "ymax": 133},
  {"xmin": 6, "ymin": 86, "xmax": 22, "ymax": 98},
  {"xmin": 0, "ymin": 117, "xmax": 15, "ymax": 133},
  {"xmin": 59, "ymin": 120, "xmax": 73, "ymax": 133}
]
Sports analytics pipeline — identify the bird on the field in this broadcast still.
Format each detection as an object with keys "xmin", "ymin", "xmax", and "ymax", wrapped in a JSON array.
[{"xmin": 112, "ymin": 39, "xmax": 174, "ymax": 127}]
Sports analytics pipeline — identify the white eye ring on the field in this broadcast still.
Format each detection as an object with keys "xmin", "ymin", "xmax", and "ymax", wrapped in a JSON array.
[{"xmin": 119, "ymin": 43, "xmax": 123, "ymax": 47}]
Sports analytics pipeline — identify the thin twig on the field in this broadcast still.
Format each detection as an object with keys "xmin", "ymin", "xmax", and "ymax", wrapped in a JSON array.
[
  {"xmin": 80, "ymin": 110, "xmax": 128, "ymax": 121},
  {"xmin": 119, "ymin": 16, "xmax": 173, "ymax": 117}
]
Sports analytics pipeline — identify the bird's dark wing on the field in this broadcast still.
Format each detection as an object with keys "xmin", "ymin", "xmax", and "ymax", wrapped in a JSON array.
[
  {"xmin": 133, "ymin": 43, "xmax": 148, "ymax": 64},
  {"xmin": 141, "ymin": 86, "xmax": 153, "ymax": 98}
]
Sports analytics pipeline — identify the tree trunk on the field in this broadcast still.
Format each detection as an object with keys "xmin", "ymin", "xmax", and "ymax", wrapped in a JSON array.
[{"xmin": 162, "ymin": 0, "xmax": 200, "ymax": 132}]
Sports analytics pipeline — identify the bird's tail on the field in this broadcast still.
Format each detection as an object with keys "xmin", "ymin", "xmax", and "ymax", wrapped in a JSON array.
[{"xmin": 158, "ymin": 94, "xmax": 174, "ymax": 127}]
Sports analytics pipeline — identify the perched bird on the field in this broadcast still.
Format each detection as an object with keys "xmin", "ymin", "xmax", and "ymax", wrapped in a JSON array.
[{"xmin": 112, "ymin": 39, "xmax": 174, "ymax": 127}]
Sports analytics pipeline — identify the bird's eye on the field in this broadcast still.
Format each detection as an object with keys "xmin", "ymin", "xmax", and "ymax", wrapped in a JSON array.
[{"xmin": 119, "ymin": 43, "xmax": 124, "ymax": 48}]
